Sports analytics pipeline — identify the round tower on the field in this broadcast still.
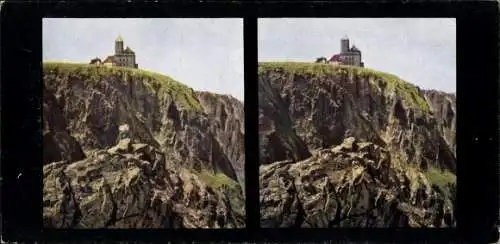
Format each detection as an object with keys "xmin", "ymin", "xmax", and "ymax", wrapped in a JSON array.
[
  {"xmin": 115, "ymin": 35, "xmax": 124, "ymax": 55},
  {"xmin": 341, "ymin": 35, "xmax": 349, "ymax": 53},
  {"xmin": 351, "ymin": 45, "xmax": 362, "ymax": 66}
]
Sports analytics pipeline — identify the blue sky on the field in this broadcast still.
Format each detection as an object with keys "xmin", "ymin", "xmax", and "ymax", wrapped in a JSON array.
[
  {"xmin": 259, "ymin": 18, "xmax": 456, "ymax": 93},
  {"xmin": 43, "ymin": 18, "xmax": 244, "ymax": 101}
]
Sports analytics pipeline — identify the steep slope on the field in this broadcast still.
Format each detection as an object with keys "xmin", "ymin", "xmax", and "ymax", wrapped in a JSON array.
[
  {"xmin": 196, "ymin": 91, "xmax": 245, "ymax": 185},
  {"xmin": 43, "ymin": 88, "xmax": 86, "ymax": 164},
  {"xmin": 43, "ymin": 62, "xmax": 245, "ymax": 228},
  {"xmin": 422, "ymin": 89, "xmax": 457, "ymax": 155},
  {"xmin": 258, "ymin": 62, "xmax": 456, "ymax": 228}
]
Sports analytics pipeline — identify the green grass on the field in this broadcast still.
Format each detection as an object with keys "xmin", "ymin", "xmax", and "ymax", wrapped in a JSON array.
[
  {"xmin": 258, "ymin": 62, "xmax": 430, "ymax": 112},
  {"xmin": 196, "ymin": 169, "xmax": 245, "ymax": 217},
  {"xmin": 424, "ymin": 166, "xmax": 456, "ymax": 198},
  {"xmin": 43, "ymin": 62, "xmax": 202, "ymax": 111},
  {"xmin": 258, "ymin": 61, "xmax": 344, "ymax": 77},
  {"xmin": 197, "ymin": 170, "xmax": 240, "ymax": 190}
]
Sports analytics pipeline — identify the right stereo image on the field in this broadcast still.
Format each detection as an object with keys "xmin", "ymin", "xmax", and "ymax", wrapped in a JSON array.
[{"xmin": 258, "ymin": 18, "xmax": 457, "ymax": 228}]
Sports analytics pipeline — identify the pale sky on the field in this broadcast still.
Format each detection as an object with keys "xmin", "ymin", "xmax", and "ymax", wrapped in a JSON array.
[
  {"xmin": 43, "ymin": 18, "xmax": 244, "ymax": 101},
  {"xmin": 258, "ymin": 18, "xmax": 456, "ymax": 94}
]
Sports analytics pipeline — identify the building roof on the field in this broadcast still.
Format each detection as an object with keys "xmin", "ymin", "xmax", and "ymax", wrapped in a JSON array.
[
  {"xmin": 341, "ymin": 35, "xmax": 349, "ymax": 40},
  {"xmin": 329, "ymin": 54, "xmax": 343, "ymax": 62},
  {"xmin": 124, "ymin": 46, "xmax": 135, "ymax": 54},
  {"xmin": 350, "ymin": 45, "xmax": 361, "ymax": 52},
  {"xmin": 103, "ymin": 55, "xmax": 115, "ymax": 63},
  {"xmin": 116, "ymin": 35, "xmax": 123, "ymax": 42}
]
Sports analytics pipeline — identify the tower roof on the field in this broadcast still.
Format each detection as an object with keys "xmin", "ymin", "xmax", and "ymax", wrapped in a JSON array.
[
  {"xmin": 341, "ymin": 35, "xmax": 349, "ymax": 40},
  {"xmin": 116, "ymin": 35, "xmax": 123, "ymax": 42},
  {"xmin": 124, "ymin": 46, "xmax": 135, "ymax": 53}
]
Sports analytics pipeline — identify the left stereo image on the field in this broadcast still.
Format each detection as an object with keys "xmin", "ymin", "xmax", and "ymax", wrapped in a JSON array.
[{"xmin": 42, "ymin": 18, "xmax": 245, "ymax": 229}]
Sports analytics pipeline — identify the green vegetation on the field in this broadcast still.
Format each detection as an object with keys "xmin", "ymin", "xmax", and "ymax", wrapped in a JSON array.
[
  {"xmin": 391, "ymin": 153, "xmax": 456, "ymax": 206},
  {"xmin": 258, "ymin": 62, "xmax": 430, "ymax": 112},
  {"xmin": 43, "ymin": 62, "xmax": 202, "ymax": 111},
  {"xmin": 424, "ymin": 166, "xmax": 456, "ymax": 198},
  {"xmin": 258, "ymin": 62, "xmax": 344, "ymax": 77},
  {"xmin": 197, "ymin": 170, "xmax": 240, "ymax": 191},
  {"xmin": 197, "ymin": 169, "xmax": 245, "ymax": 217}
]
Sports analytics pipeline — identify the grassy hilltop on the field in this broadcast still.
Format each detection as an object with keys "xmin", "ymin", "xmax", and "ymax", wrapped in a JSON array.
[
  {"xmin": 258, "ymin": 62, "xmax": 430, "ymax": 112},
  {"xmin": 43, "ymin": 62, "xmax": 202, "ymax": 111}
]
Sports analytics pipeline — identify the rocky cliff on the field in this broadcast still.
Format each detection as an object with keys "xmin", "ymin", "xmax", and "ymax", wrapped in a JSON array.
[
  {"xmin": 42, "ymin": 62, "xmax": 245, "ymax": 228},
  {"xmin": 259, "ymin": 62, "xmax": 456, "ymax": 228},
  {"xmin": 196, "ymin": 91, "xmax": 245, "ymax": 185},
  {"xmin": 422, "ymin": 89, "xmax": 457, "ymax": 155}
]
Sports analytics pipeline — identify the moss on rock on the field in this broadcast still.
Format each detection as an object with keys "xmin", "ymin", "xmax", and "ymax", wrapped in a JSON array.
[
  {"xmin": 424, "ymin": 166, "xmax": 456, "ymax": 198},
  {"xmin": 197, "ymin": 169, "xmax": 240, "ymax": 191}
]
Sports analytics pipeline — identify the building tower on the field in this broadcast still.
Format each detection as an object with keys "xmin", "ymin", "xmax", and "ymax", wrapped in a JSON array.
[
  {"xmin": 115, "ymin": 35, "xmax": 124, "ymax": 55},
  {"xmin": 341, "ymin": 35, "xmax": 349, "ymax": 53}
]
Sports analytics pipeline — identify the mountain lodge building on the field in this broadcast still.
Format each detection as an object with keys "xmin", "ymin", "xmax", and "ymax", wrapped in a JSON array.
[
  {"xmin": 89, "ymin": 35, "xmax": 139, "ymax": 69},
  {"xmin": 319, "ymin": 36, "xmax": 365, "ymax": 67}
]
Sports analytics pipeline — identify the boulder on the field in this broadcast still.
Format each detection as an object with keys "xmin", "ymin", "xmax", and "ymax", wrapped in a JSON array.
[{"xmin": 108, "ymin": 138, "xmax": 132, "ymax": 154}]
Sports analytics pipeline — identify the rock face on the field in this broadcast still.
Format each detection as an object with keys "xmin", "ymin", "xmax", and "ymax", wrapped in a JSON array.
[
  {"xmin": 43, "ymin": 63, "xmax": 245, "ymax": 228},
  {"xmin": 44, "ymin": 139, "xmax": 244, "ymax": 228},
  {"xmin": 196, "ymin": 91, "xmax": 245, "ymax": 185},
  {"xmin": 43, "ymin": 89, "xmax": 86, "ymax": 164},
  {"xmin": 423, "ymin": 89, "xmax": 457, "ymax": 155},
  {"xmin": 258, "ymin": 62, "xmax": 456, "ymax": 228}
]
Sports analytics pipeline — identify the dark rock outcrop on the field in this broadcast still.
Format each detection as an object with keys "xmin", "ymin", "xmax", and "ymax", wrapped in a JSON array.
[
  {"xmin": 260, "ymin": 137, "xmax": 456, "ymax": 228},
  {"xmin": 258, "ymin": 73, "xmax": 312, "ymax": 165},
  {"xmin": 44, "ymin": 139, "xmax": 244, "ymax": 228},
  {"xmin": 258, "ymin": 62, "xmax": 456, "ymax": 228},
  {"xmin": 43, "ymin": 89, "xmax": 86, "ymax": 165},
  {"xmin": 196, "ymin": 91, "xmax": 245, "ymax": 184},
  {"xmin": 423, "ymin": 89, "xmax": 456, "ymax": 155}
]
